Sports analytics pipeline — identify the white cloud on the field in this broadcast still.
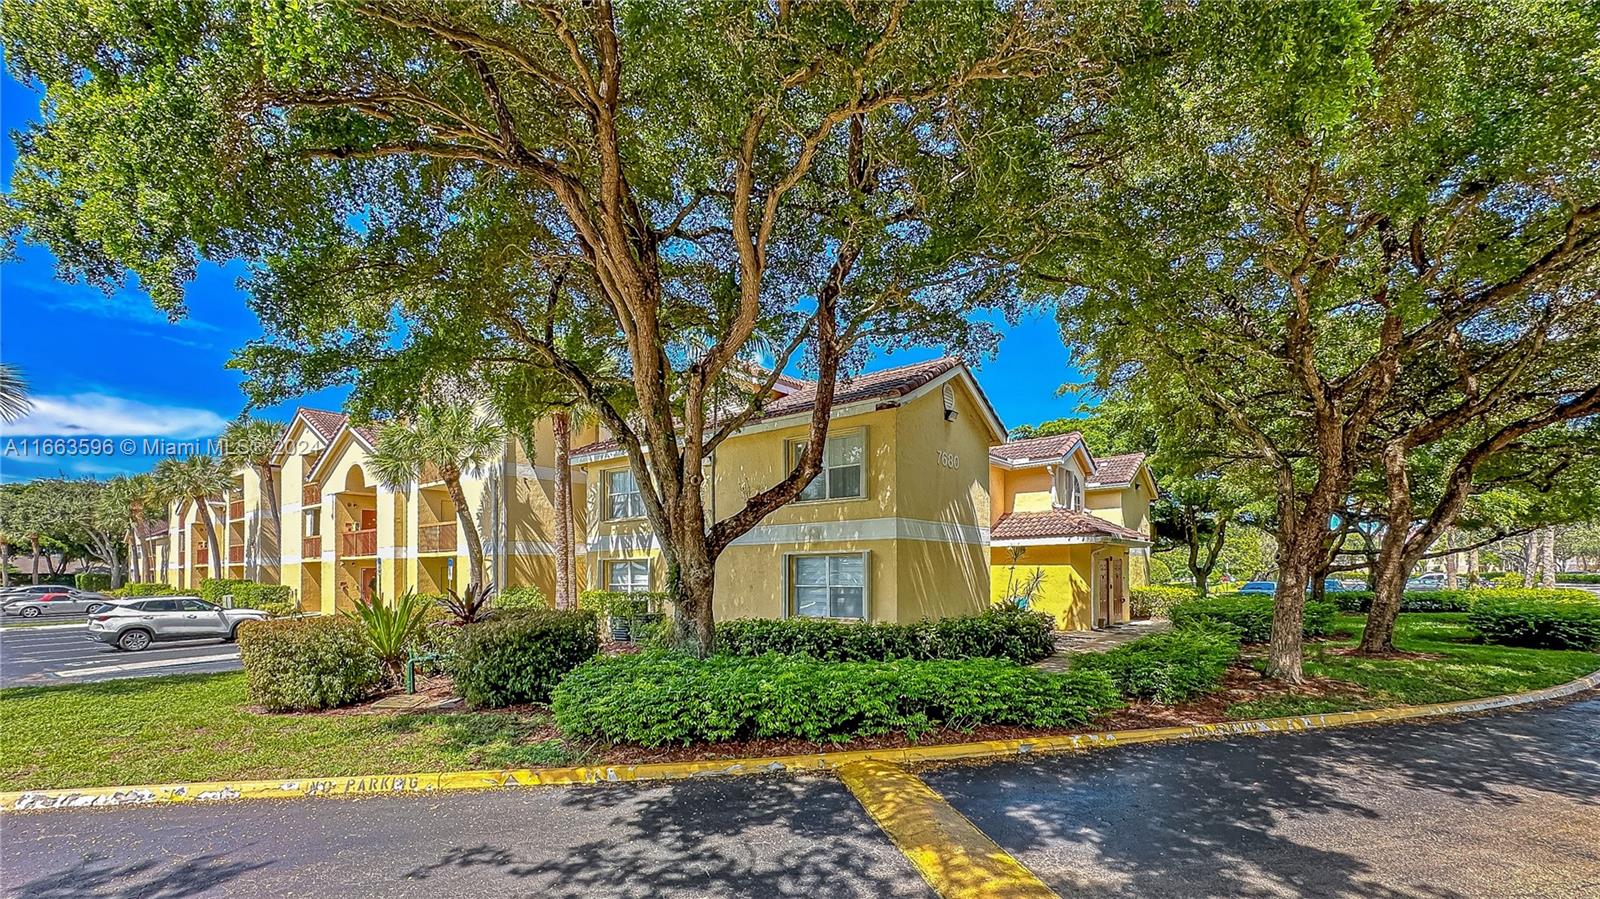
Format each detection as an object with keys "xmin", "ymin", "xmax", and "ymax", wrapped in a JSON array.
[
  {"xmin": 1, "ymin": 394, "xmax": 228, "ymax": 437},
  {"xmin": 11, "ymin": 276, "xmax": 222, "ymax": 335}
]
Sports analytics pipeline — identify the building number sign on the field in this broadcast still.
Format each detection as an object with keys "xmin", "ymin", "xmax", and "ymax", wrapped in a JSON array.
[{"xmin": 936, "ymin": 450, "xmax": 960, "ymax": 470}]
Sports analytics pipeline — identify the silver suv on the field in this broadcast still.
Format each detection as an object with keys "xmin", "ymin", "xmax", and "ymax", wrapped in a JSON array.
[{"xmin": 86, "ymin": 597, "xmax": 269, "ymax": 651}]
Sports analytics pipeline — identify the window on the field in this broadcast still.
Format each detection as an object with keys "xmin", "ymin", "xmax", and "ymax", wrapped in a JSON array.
[
  {"xmin": 606, "ymin": 469, "xmax": 645, "ymax": 520},
  {"xmin": 304, "ymin": 510, "xmax": 320, "ymax": 537},
  {"xmin": 790, "ymin": 553, "xmax": 866, "ymax": 619},
  {"xmin": 179, "ymin": 598, "xmax": 219, "ymax": 612},
  {"xmin": 606, "ymin": 560, "xmax": 651, "ymax": 593},
  {"xmin": 1054, "ymin": 466, "xmax": 1083, "ymax": 511},
  {"xmin": 138, "ymin": 599, "xmax": 181, "ymax": 612},
  {"xmin": 792, "ymin": 431, "xmax": 865, "ymax": 502}
]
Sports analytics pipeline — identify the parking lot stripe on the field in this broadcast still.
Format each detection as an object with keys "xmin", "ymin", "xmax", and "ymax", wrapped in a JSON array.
[
  {"xmin": 838, "ymin": 760, "xmax": 1058, "ymax": 899},
  {"xmin": 53, "ymin": 653, "xmax": 239, "ymax": 678}
]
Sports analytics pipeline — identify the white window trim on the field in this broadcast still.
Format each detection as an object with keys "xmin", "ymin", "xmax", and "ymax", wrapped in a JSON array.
[
  {"xmin": 781, "ymin": 549, "xmax": 871, "ymax": 621},
  {"xmin": 1052, "ymin": 464, "xmax": 1084, "ymax": 512},
  {"xmin": 604, "ymin": 558, "xmax": 653, "ymax": 593},
  {"xmin": 602, "ymin": 467, "xmax": 647, "ymax": 522},
  {"xmin": 787, "ymin": 427, "xmax": 868, "ymax": 505}
]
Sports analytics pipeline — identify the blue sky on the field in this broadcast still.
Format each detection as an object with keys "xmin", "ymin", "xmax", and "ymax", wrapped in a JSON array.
[{"xmin": 0, "ymin": 69, "xmax": 1087, "ymax": 482}]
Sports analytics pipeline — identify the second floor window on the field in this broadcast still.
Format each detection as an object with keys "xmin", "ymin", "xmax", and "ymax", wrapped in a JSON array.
[
  {"xmin": 792, "ymin": 431, "xmax": 865, "ymax": 502},
  {"xmin": 606, "ymin": 469, "xmax": 646, "ymax": 520},
  {"xmin": 1054, "ymin": 466, "xmax": 1083, "ymax": 511}
]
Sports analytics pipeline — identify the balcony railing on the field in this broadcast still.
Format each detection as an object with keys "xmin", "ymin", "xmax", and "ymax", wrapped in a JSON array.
[
  {"xmin": 341, "ymin": 528, "xmax": 378, "ymax": 558},
  {"xmin": 193, "ymin": 546, "xmax": 208, "ymax": 565},
  {"xmin": 302, "ymin": 536, "xmax": 322, "ymax": 559},
  {"xmin": 419, "ymin": 522, "xmax": 457, "ymax": 554},
  {"xmin": 302, "ymin": 482, "xmax": 322, "ymax": 506},
  {"xmin": 228, "ymin": 500, "xmax": 245, "ymax": 520},
  {"xmin": 228, "ymin": 545, "xmax": 244, "ymax": 565}
]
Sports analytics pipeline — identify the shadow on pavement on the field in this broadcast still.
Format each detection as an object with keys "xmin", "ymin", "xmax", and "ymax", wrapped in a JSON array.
[
  {"xmin": 924, "ymin": 697, "xmax": 1600, "ymax": 899},
  {"xmin": 402, "ymin": 775, "xmax": 929, "ymax": 898},
  {"xmin": 8, "ymin": 852, "xmax": 272, "ymax": 899}
]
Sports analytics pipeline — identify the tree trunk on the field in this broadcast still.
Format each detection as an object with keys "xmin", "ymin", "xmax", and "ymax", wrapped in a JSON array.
[
  {"xmin": 257, "ymin": 463, "xmax": 282, "ymax": 557},
  {"xmin": 667, "ymin": 548, "xmax": 718, "ymax": 656},
  {"xmin": 30, "ymin": 534, "xmax": 40, "ymax": 585},
  {"xmin": 445, "ymin": 473, "xmax": 485, "ymax": 595},
  {"xmin": 1467, "ymin": 548, "xmax": 1479, "ymax": 586},
  {"xmin": 196, "ymin": 500, "xmax": 222, "ymax": 587},
  {"xmin": 1360, "ymin": 443, "xmax": 1413, "ymax": 654},
  {"xmin": 1266, "ymin": 548, "xmax": 1312, "ymax": 683},
  {"xmin": 1523, "ymin": 533, "xmax": 1539, "ymax": 585},
  {"xmin": 1443, "ymin": 532, "xmax": 1459, "ymax": 588},
  {"xmin": 1540, "ymin": 527, "xmax": 1557, "ymax": 587},
  {"xmin": 1, "ymin": 542, "xmax": 10, "ymax": 587},
  {"xmin": 552, "ymin": 411, "xmax": 573, "ymax": 610},
  {"xmin": 1187, "ymin": 516, "xmax": 1226, "ymax": 597}
]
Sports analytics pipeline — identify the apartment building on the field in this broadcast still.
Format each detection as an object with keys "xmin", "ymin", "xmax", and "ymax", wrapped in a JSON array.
[{"xmin": 158, "ymin": 358, "xmax": 1157, "ymax": 631}]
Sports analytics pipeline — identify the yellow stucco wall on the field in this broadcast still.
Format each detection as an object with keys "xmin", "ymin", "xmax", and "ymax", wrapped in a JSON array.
[{"xmin": 990, "ymin": 543, "xmax": 1130, "ymax": 631}]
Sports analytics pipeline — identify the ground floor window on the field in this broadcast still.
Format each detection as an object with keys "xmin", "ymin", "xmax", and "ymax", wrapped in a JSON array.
[
  {"xmin": 790, "ymin": 553, "xmax": 867, "ymax": 619},
  {"xmin": 606, "ymin": 559, "xmax": 651, "ymax": 593}
]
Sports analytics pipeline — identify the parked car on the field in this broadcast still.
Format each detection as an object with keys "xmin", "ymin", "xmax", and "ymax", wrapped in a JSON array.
[
  {"xmin": 2, "ymin": 587, "xmax": 109, "ymax": 618},
  {"xmin": 1338, "ymin": 579, "xmax": 1368, "ymax": 592},
  {"xmin": 1235, "ymin": 579, "xmax": 1343, "ymax": 595},
  {"xmin": 1406, "ymin": 572, "xmax": 1447, "ymax": 591},
  {"xmin": 85, "ymin": 597, "xmax": 268, "ymax": 651}
]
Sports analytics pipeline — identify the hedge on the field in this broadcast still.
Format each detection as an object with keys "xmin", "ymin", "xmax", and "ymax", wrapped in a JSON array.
[
  {"xmin": 495, "ymin": 585, "xmax": 551, "ymax": 612},
  {"xmin": 1169, "ymin": 595, "xmax": 1336, "ymax": 643},
  {"xmin": 714, "ymin": 606, "xmax": 1056, "ymax": 664},
  {"xmin": 236, "ymin": 617, "xmax": 383, "ymax": 711},
  {"xmin": 579, "ymin": 589, "xmax": 671, "ymax": 619},
  {"xmin": 1467, "ymin": 595, "xmax": 1600, "ymax": 651},
  {"xmin": 1556, "ymin": 574, "xmax": 1600, "ymax": 585},
  {"xmin": 1073, "ymin": 627, "xmax": 1242, "ymax": 703},
  {"xmin": 228, "ymin": 582, "xmax": 297, "ymax": 617},
  {"xmin": 198, "ymin": 577, "xmax": 252, "ymax": 604},
  {"xmin": 74, "ymin": 572, "xmax": 112, "ymax": 592},
  {"xmin": 552, "ymin": 654, "xmax": 1122, "ymax": 746},
  {"xmin": 1129, "ymin": 586, "xmax": 1199, "ymax": 619},
  {"xmin": 449, "ymin": 610, "xmax": 600, "ymax": 708},
  {"xmin": 109, "ymin": 582, "xmax": 201, "ymax": 598},
  {"xmin": 1326, "ymin": 589, "xmax": 1474, "ymax": 613}
]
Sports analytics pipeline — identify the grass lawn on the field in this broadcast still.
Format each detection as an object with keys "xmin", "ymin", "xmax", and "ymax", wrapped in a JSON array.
[
  {"xmin": 0, "ymin": 672, "xmax": 586, "ymax": 791},
  {"xmin": 1226, "ymin": 613, "xmax": 1600, "ymax": 718}
]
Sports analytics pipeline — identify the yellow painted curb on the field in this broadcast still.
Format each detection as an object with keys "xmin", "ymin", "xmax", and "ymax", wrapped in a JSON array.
[
  {"xmin": 4, "ymin": 668, "xmax": 1596, "ymax": 814},
  {"xmin": 839, "ymin": 760, "xmax": 1058, "ymax": 899}
]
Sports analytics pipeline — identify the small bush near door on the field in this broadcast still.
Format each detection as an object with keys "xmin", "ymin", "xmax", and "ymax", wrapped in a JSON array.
[
  {"xmin": 1072, "ymin": 628, "xmax": 1242, "ymax": 703},
  {"xmin": 1128, "ymin": 586, "xmax": 1200, "ymax": 619},
  {"xmin": 237, "ymin": 617, "xmax": 383, "ymax": 711},
  {"xmin": 1169, "ymin": 595, "xmax": 1336, "ymax": 643},
  {"xmin": 449, "ymin": 610, "xmax": 600, "ymax": 708},
  {"xmin": 552, "ymin": 654, "xmax": 1122, "ymax": 746},
  {"xmin": 1467, "ymin": 595, "xmax": 1600, "ymax": 651}
]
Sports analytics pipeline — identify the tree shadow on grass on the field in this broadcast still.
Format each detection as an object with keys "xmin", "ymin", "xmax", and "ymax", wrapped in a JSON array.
[
  {"xmin": 923, "ymin": 696, "xmax": 1600, "ymax": 898},
  {"xmin": 403, "ymin": 775, "xmax": 930, "ymax": 898},
  {"xmin": 7, "ymin": 852, "xmax": 272, "ymax": 899}
]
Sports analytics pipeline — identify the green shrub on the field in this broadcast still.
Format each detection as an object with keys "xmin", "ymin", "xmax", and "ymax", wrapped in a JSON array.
[
  {"xmin": 1073, "ymin": 627, "xmax": 1242, "ymax": 703},
  {"xmin": 1467, "ymin": 595, "xmax": 1600, "ymax": 651},
  {"xmin": 237, "ymin": 617, "xmax": 383, "ymax": 711},
  {"xmin": 228, "ymin": 582, "xmax": 298, "ymax": 617},
  {"xmin": 1556, "ymin": 573, "xmax": 1600, "ymax": 585},
  {"xmin": 74, "ymin": 572, "xmax": 112, "ymax": 592},
  {"xmin": 552, "ymin": 654, "xmax": 1122, "ymax": 746},
  {"xmin": 1489, "ymin": 572, "xmax": 1525, "ymax": 589},
  {"xmin": 578, "ymin": 590, "xmax": 669, "ymax": 619},
  {"xmin": 109, "ymin": 582, "xmax": 201, "ymax": 598},
  {"xmin": 345, "ymin": 592, "xmax": 434, "ymax": 681},
  {"xmin": 1129, "ymin": 586, "xmax": 1199, "ymax": 618},
  {"xmin": 449, "ymin": 610, "xmax": 600, "ymax": 708},
  {"xmin": 495, "ymin": 585, "xmax": 551, "ymax": 612},
  {"xmin": 198, "ymin": 577, "xmax": 252, "ymax": 604},
  {"xmin": 715, "ymin": 606, "xmax": 1056, "ymax": 664},
  {"xmin": 1169, "ymin": 595, "xmax": 1336, "ymax": 643}
]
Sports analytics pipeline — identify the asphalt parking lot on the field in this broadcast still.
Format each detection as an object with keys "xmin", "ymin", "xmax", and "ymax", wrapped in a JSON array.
[{"xmin": 0, "ymin": 623, "xmax": 242, "ymax": 688}]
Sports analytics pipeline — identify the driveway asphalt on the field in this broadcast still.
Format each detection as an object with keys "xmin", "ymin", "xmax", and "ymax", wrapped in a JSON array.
[
  {"xmin": 1, "ymin": 695, "xmax": 1595, "ymax": 898},
  {"xmin": 0, "ymin": 624, "xmax": 241, "ymax": 687}
]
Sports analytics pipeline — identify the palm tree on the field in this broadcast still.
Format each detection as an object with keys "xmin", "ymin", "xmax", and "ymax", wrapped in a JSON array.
[
  {"xmin": 0, "ymin": 363, "xmax": 32, "ymax": 423},
  {"xmin": 106, "ymin": 474, "xmax": 161, "ymax": 583},
  {"xmin": 370, "ymin": 404, "xmax": 505, "ymax": 596},
  {"xmin": 221, "ymin": 417, "xmax": 286, "ymax": 571},
  {"xmin": 154, "ymin": 454, "xmax": 230, "ymax": 581}
]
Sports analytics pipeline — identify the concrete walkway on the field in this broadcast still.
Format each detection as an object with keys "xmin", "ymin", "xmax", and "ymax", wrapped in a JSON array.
[{"xmin": 1033, "ymin": 618, "xmax": 1170, "ymax": 672}]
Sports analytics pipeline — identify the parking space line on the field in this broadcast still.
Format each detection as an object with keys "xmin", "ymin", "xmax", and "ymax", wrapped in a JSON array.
[
  {"xmin": 838, "ymin": 760, "xmax": 1058, "ymax": 899},
  {"xmin": 52, "ymin": 653, "xmax": 240, "ymax": 678}
]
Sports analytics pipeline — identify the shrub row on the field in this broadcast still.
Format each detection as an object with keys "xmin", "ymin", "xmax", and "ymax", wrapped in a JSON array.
[
  {"xmin": 1073, "ymin": 627, "xmax": 1242, "ymax": 703},
  {"xmin": 714, "ymin": 606, "xmax": 1056, "ymax": 664},
  {"xmin": 1327, "ymin": 589, "xmax": 1474, "ymax": 613},
  {"xmin": 1129, "ymin": 586, "xmax": 1199, "ymax": 619},
  {"xmin": 237, "ymin": 617, "xmax": 383, "ymax": 711},
  {"xmin": 449, "ymin": 610, "xmax": 600, "ymax": 708},
  {"xmin": 1555, "ymin": 574, "xmax": 1600, "ymax": 585},
  {"xmin": 109, "ymin": 582, "xmax": 201, "ymax": 598},
  {"xmin": 198, "ymin": 577, "xmax": 253, "ymax": 604},
  {"xmin": 579, "ymin": 589, "xmax": 672, "ymax": 618},
  {"xmin": 1468, "ymin": 596, "xmax": 1600, "ymax": 651},
  {"xmin": 1169, "ymin": 595, "xmax": 1336, "ymax": 643},
  {"xmin": 551, "ymin": 653, "xmax": 1122, "ymax": 746},
  {"xmin": 74, "ymin": 572, "xmax": 113, "ymax": 592},
  {"xmin": 495, "ymin": 585, "xmax": 551, "ymax": 612},
  {"xmin": 228, "ymin": 582, "xmax": 298, "ymax": 617}
]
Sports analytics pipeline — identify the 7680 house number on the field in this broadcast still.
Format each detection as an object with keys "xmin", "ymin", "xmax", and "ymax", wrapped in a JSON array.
[{"xmin": 936, "ymin": 450, "xmax": 960, "ymax": 469}]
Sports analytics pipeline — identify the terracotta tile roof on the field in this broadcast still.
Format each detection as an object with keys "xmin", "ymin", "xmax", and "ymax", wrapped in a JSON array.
[
  {"xmin": 353, "ymin": 425, "xmax": 379, "ymax": 446},
  {"xmin": 137, "ymin": 520, "xmax": 169, "ymax": 539},
  {"xmin": 1087, "ymin": 452, "xmax": 1147, "ymax": 487},
  {"xmin": 989, "ymin": 432, "xmax": 1084, "ymax": 463},
  {"xmin": 573, "ymin": 357, "xmax": 965, "ymax": 458},
  {"xmin": 991, "ymin": 509, "xmax": 1151, "ymax": 544},
  {"xmin": 298, "ymin": 408, "xmax": 348, "ymax": 442}
]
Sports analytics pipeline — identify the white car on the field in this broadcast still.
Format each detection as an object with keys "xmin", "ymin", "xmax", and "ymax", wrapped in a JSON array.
[
  {"xmin": 1405, "ymin": 573, "xmax": 1448, "ymax": 591},
  {"xmin": 1, "ymin": 586, "xmax": 108, "ymax": 618},
  {"xmin": 86, "ymin": 597, "xmax": 268, "ymax": 651}
]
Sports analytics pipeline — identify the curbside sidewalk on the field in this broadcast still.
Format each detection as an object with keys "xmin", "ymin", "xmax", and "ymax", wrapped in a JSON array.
[{"xmin": 4, "ymin": 668, "xmax": 1597, "ymax": 814}]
